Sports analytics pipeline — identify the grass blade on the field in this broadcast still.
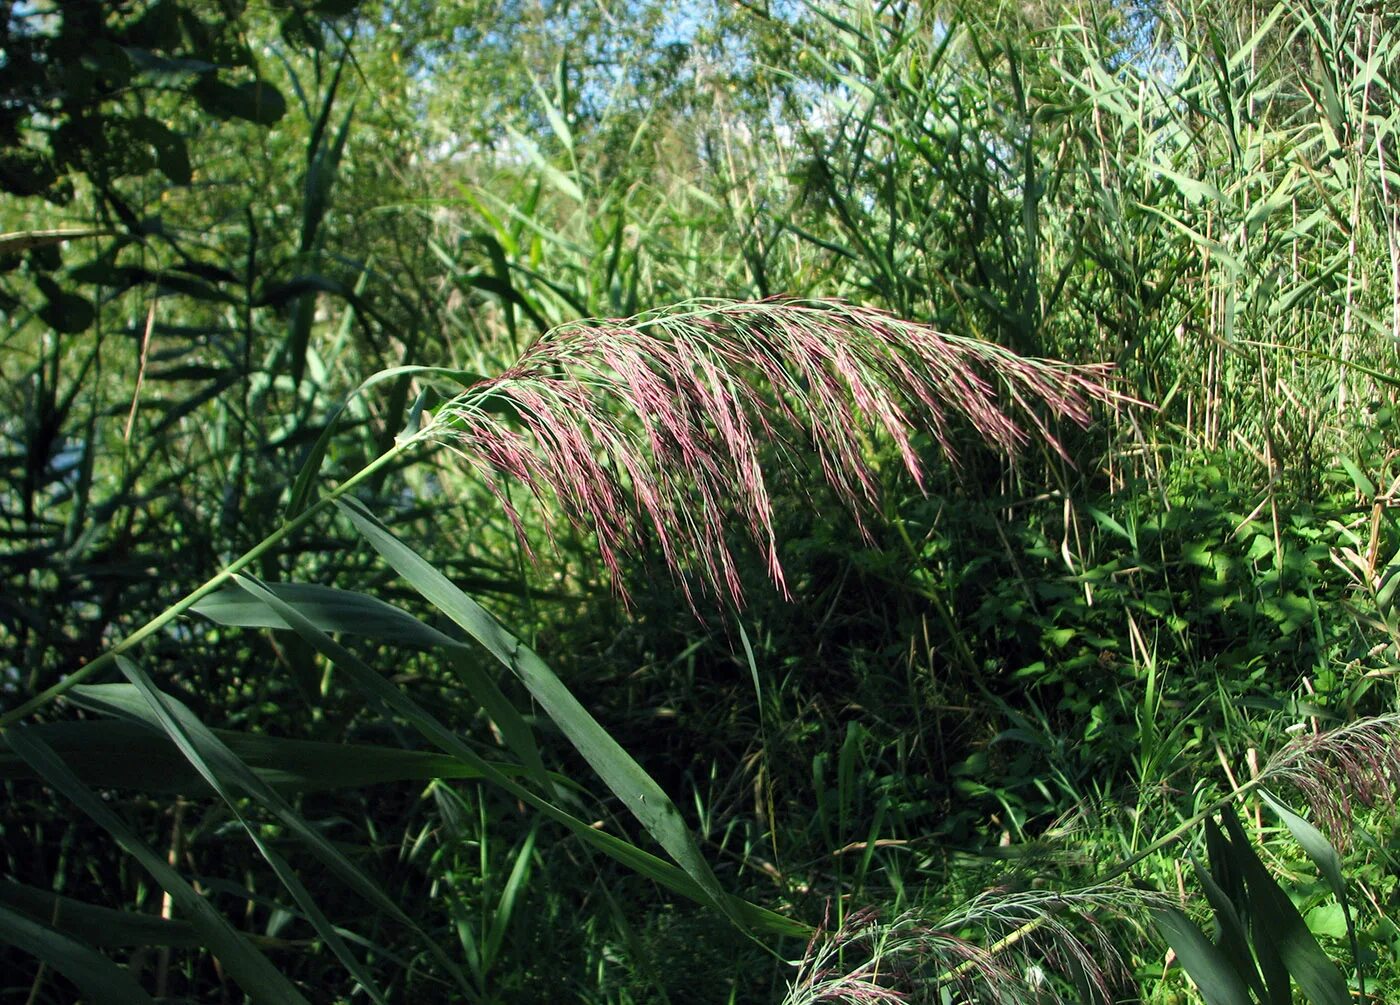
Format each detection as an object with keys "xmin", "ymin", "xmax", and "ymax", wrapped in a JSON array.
[
  {"xmin": 1151, "ymin": 905, "xmax": 1254, "ymax": 1005},
  {"xmin": 0, "ymin": 880, "xmax": 200, "ymax": 949},
  {"xmin": 192, "ymin": 581, "xmax": 549, "ymax": 789},
  {"xmin": 0, "ymin": 710, "xmax": 527, "ymax": 794},
  {"xmin": 0, "ymin": 902, "xmax": 157, "ymax": 1005},
  {"xmin": 230, "ymin": 570, "xmax": 804, "ymax": 937},
  {"xmin": 337, "ymin": 497, "xmax": 745, "ymax": 932},
  {"xmin": 5, "ymin": 727, "xmax": 312, "ymax": 1004},
  {"xmin": 1260, "ymin": 789, "xmax": 1363, "ymax": 999},
  {"xmin": 1221, "ymin": 809, "xmax": 1350, "ymax": 1005},
  {"xmin": 114, "ymin": 657, "xmax": 399, "ymax": 1005}
]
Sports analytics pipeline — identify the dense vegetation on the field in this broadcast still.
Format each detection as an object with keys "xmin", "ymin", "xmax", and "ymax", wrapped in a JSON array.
[{"xmin": 3, "ymin": 0, "xmax": 1399, "ymax": 1000}]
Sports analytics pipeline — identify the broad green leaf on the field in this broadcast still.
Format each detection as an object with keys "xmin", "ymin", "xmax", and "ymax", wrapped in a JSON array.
[
  {"xmin": 1261, "ymin": 789, "xmax": 1362, "ymax": 996},
  {"xmin": 1226, "ymin": 2, "xmax": 1286, "ymax": 70},
  {"xmin": 192, "ymin": 77, "xmax": 286, "ymax": 124},
  {"xmin": 1221, "ymin": 810, "xmax": 1350, "ymax": 1005},
  {"xmin": 5, "ymin": 728, "xmax": 311, "ymax": 1004},
  {"xmin": 737, "ymin": 622, "xmax": 763, "ymax": 709},
  {"xmin": 506, "ymin": 126, "xmax": 583, "ymax": 202},
  {"xmin": 1206, "ymin": 812, "xmax": 1288, "ymax": 1004},
  {"xmin": 0, "ymin": 902, "xmax": 156, "ymax": 1004},
  {"xmin": 337, "ymin": 498, "xmax": 744, "ymax": 932},
  {"xmin": 446, "ymin": 649, "xmax": 550, "ymax": 791},
  {"xmin": 37, "ymin": 289, "xmax": 94, "ymax": 334},
  {"xmin": 1305, "ymin": 903, "xmax": 1348, "ymax": 940},
  {"xmin": 1085, "ymin": 505, "xmax": 1131, "ymax": 542},
  {"xmin": 1259, "ymin": 791, "xmax": 1348, "ymax": 915},
  {"xmin": 1151, "ymin": 906, "xmax": 1254, "ymax": 1005},
  {"xmin": 1210, "ymin": 812, "xmax": 1289, "ymax": 1005}
]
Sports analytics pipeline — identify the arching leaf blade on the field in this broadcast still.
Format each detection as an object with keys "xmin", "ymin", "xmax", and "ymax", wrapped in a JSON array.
[
  {"xmin": 336, "ymin": 497, "xmax": 744, "ymax": 933},
  {"xmin": 5, "ymin": 728, "xmax": 311, "ymax": 1005}
]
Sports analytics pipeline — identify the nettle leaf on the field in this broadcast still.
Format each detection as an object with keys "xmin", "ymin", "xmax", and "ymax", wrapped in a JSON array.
[{"xmin": 39, "ymin": 292, "xmax": 95, "ymax": 333}]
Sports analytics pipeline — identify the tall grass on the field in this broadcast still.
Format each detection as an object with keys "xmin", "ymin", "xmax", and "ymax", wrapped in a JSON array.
[
  {"xmin": 4, "ymin": 0, "xmax": 1400, "ymax": 999},
  {"xmin": 2, "ymin": 295, "xmax": 1123, "ymax": 998}
]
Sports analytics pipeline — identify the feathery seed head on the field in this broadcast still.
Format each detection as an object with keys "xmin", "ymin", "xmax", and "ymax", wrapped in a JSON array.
[
  {"xmin": 1259, "ymin": 712, "xmax": 1400, "ymax": 847},
  {"xmin": 431, "ymin": 298, "xmax": 1123, "ymax": 608},
  {"xmin": 784, "ymin": 885, "xmax": 1152, "ymax": 1004}
]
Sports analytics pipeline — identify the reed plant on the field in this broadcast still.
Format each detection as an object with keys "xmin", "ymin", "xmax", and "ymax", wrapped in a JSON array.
[
  {"xmin": 5, "ymin": 0, "xmax": 1400, "ymax": 1000},
  {"xmin": 2, "ymin": 297, "xmax": 1128, "ymax": 999}
]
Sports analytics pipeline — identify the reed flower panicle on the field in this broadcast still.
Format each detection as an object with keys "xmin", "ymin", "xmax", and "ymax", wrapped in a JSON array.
[
  {"xmin": 430, "ymin": 298, "xmax": 1122, "ymax": 607},
  {"xmin": 1258, "ymin": 712, "xmax": 1400, "ymax": 847},
  {"xmin": 783, "ymin": 884, "xmax": 1155, "ymax": 1004}
]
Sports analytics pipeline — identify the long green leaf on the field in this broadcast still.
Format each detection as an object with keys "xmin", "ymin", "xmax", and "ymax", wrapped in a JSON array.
[
  {"xmin": 0, "ymin": 710, "xmax": 516, "ymax": 793},
  {"xmin": 0, "ymin": 880, "xmax": 200, "ymax": 949},
  {"xmin": 192, "ymin": 581, "xmax": 549, "ymax": 790},
  {"xmin": 483, "ymin": 822, "xmax": 539, "ymax": 972},
  {"xmin": 0, "ymin": 902, "xmax": 157, "ymax": 1005},
  {"xmin": 115, "ymin": 657, "xmax": 398, "ymax": 1005},
  {"xmin": 229, "ymin": 572, "xmax": 804, "ymax": 938},
  {"xmin": 1151, "ymin": 906, "xmax": 1255, "ymax": 1005},
  {"xmin": 5, "ymin": 728, "xmax": 312, "ymax": 1005},
  {"xmin": 193, "ymin": 581, "xmax": 467, "ymax": 650},
  {"xmin": 337, "ymin": 498, "xmax": 743, "ymax": 932},
  {"xmin": 1207, "ymin": 813, "xmax": 1285, "ymax": 1003},
  {"xmin": 1260, "ymin": 790, "xmax": 1362, "ymax": 999},
  {"xmin": 1189, "ymin": 852, "xmax": 1265, "ymax": 1002},
  {"xmin": 1221, "ymin": 809, "xmax": 1350, "ymax": 1005}
]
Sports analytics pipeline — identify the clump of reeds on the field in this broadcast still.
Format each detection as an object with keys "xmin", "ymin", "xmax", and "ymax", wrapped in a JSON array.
[{"xmin": 429, "ymin": 298, "xmax": 1122, "ymax": 607}]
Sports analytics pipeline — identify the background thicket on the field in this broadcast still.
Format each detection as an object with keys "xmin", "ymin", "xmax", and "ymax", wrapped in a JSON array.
[{"xmin": 3, "ymin": 0, "xmax": 1399, "ymax": 1001}]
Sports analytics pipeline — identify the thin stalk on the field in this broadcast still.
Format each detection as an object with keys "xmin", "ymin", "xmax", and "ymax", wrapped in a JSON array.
[{"xmin": 0, "ymin": 440, "xmax": 413, "ymax": 729}]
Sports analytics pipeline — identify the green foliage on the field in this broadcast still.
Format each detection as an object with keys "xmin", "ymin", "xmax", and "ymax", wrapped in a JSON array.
[
  {"xmin": 1153, "ymin": 805, "xmax": 1350, "ymax": 1005},
  {"xmin": 4, "ymin": 0, "xmax": 1400, "ymax": 1000}
]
